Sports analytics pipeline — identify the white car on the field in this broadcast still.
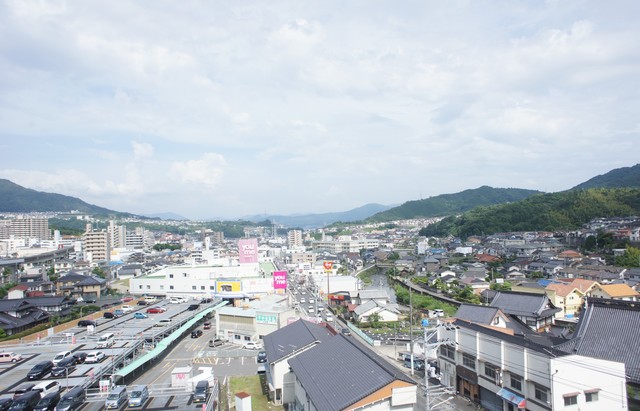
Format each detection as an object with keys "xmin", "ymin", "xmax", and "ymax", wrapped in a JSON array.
[
  {"xmin": 85, "ymin": 351, "xmax": 105, "ymax": 364},
  {"xmin": 120, "ymin": 305, "xmax": 133, "ymax": 313},
  {"xmin": 52, "ymin": 350, "xmax": 72, "ymax": 366},
  {"xmin": 242, "ymin": 341, "xmax": 263, "ymax": 350}
]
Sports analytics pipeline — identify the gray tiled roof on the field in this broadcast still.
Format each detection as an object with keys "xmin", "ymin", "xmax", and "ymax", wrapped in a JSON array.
[
  {"xmin": 490, "ymin": 291, "xmax": 560, "ymax": 318},
  {"xmin": 263, "ymin": 319, "xmax": 333, "ymax": 363},
  {"xmin": 555, "ymin": 299, "xmax": 640, "ymax": 384},
  {"xmin": 288, "ymin": 334, "xmax": 415, "ymax": 411},
  {"xmin": 455, "ymin": 304, "xmax": 501, "ymax": 325}
]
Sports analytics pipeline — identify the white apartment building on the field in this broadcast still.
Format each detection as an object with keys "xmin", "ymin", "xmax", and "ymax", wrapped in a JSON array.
[
  {"xmin": 0, "ymin": 216, "xmax": 51, "ymax": 240},
  {"xmin": 437, "ymin": 320, "xmax": 627, "ymax": 411},
  {"xmin": 287, "ymin": 230, "xmax": 303, "ymax": 248},
  {"xmin": 311, "ymin": 237, "xmax": 380, "ymax": 253},
  {"xmin": 83, "ymin": 224, "xmax": 110, "ymax": 263}
]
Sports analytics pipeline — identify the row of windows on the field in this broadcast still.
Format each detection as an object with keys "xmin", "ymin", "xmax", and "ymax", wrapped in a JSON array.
[
  {"xmin": 138, "ymin": 285, "xmax": 216, "ymax": 290},
  {"xmin": 445, "ymin": 348, "xmax": 598, "ymax": 407}
]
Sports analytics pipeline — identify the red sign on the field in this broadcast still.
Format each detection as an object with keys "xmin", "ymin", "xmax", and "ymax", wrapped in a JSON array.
[{"xmin": 323, "ymin": 261, "xmax": 333, "ymax": 270}]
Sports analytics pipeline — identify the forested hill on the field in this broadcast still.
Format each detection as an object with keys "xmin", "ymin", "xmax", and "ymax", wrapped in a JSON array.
[
  {"xmin": 572, "ymin": 163, "xmax": 640, "ymax": 190},
  {"xmin": 0, "ymin": 179, "xmax": 128, "ymax": 215},
  {"xmin": 366, "ymin": 186, "xmax": 543, "ymax": 222},
  {"xmin": 420, "ymin": 188, "xmax": 640, "ymax": 238}
]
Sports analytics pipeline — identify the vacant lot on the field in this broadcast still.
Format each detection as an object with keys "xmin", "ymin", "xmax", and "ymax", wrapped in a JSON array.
[{"xmin": 223, "ymin": 375, "xmax": 284, "ymax": 410}]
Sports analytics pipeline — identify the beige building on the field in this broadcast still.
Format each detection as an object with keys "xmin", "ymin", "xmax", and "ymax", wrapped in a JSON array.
[
  {"xmin": 83, "ymin": 224, "xmax": 110, "ymax": 263},
  {"xmin": 591, "ymin": 283, "xmax": 639, "ymax": 301},
  {"xmin": 545, "ymin": 283, "xmax": 585, "ymax": 317}
]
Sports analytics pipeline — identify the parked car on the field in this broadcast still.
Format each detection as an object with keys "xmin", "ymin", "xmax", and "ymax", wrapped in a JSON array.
[
  {"xmin": 242, "ymin": 341, "xmax": 263, "ymax": 350},
  {"xmin": 9, "ymin": 391, "xmax": 40, "ymax": 410},
  {"xmin": 113, "ymin": 309, "xmax": 125, "ymax": 317},
  {"xmin": 145, "ymin": 307, "xmax": 165, "ymax": 314},
  {"xmin": 105, "ymin": 386, "xmax": 128, "ymax": 409},
  {"xmin": 51, "ymin": 358, "xmax": 76, "ymax": 377},
  {"xmin": 257, "ymin": 351, "xmax": 267, "ymax": 363},
  {"xmin": 77, "ymin": 319, "xmax": 97, "ymax": 327},
  {"xmin": 193, "ymin": 380, "xmax": 209, "ymax": 403},
  {"xmin": 133, "ymin": 312, "xmax": 148, "ymax": 319},
  {"xmin": 203, "ymin": 321, "xmax": 212, "ymax": 330},
  {"xmin": 127, "ymin": 385, "xmax": 149, "ymax": 408},
  {"xmin": 27, "ymin": 361, "xmax": 53, "ymax": 380},
  {"xmin": 120, "ymin": 296, "xmax": 134, "ymax": 303},
  {"xmin": 13, "ymin": 384, "xmax": 36, "ymax": 400},
  {"xmin": 32, "ymin": 381, "xmax": 60, "ymax": 397},
  {"xmin": 52, "ymin": 351, "xmax": 72, "ymax": 367},
  {"xmin": 208, "ymin": 339, "xmax": 225, "ymax": 348},
  {"xmin": 0, "ymin": 398, "xmax": 12, "ymax": 411},
  {"xmin": 200, "ymin": 297, "xmax": 212, "ymax": 303},
  {"xmin": 0, "ymin": 352, "xmax": 22, "ymax": 363},
  {"xmin": 154, "ymin": 319, "xmax": 171, "ymax": 327},
  {"xmin": 71, "ymin": 352, "xmax": 87, "ymax": 364},
  {"xmin": 120, "ymin": 305, "xmax": 133, "ymax": 313},
  {"xmin": 191, "ymin": 330, "xmax": 203, "ymax": 338},
  {"xmin": 54, "ymin": 386, "xmax": 85, "ymax": 411},
  {"xmin": 84, "ymin": 351, "xmax": 105, "ymax": 364},
  {"xmin": 103, "ymin": 312, "xmax": 115, "ymax": 319},
  {"xmin": 136, "ymin": 300, "xmax": 147, "ymax": 306},
  {"xmin": 187, "ymin": 304, "xmax": 200, "ymax": 311},
  {"xmin": 34, "ymin": 391, "xmax": 60, "ymax": 411}
]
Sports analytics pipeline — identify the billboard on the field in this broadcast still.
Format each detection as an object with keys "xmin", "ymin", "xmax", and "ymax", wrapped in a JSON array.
[
  {"xmin": 216, "ymin": 280, "xmax": 242, "ymax": 293},
  {"xmin": 238, "ymin": 238, "xmax": 258, "ymax": 264},
  {"xmin": 273, "ymin": 271, "xmax": 287, "ymax": 290}
]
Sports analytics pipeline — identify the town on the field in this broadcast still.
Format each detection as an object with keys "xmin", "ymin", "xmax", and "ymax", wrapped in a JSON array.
[{"xmin": 0, "ymin": 212, "xmax": 638, "ymax": 410}]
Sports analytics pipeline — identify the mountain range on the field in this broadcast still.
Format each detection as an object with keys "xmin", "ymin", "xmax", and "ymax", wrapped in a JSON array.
[{"xmin": 0, "ymin": 163, "xmax": 638, "ymax": 228}]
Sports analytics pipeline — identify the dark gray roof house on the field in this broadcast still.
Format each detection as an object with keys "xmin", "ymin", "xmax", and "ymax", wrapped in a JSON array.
[
  {"xmin": 490, "ymin": 291, "xmax": 561, "ymax": 332},
  {"xmin": 263, "ymin": 319, "xmax": 333, "ymax": 363},
  {"xmin": 0, "ymin": 300, "xmax": 49, "ymax": 335},
  {"xmin": 288, "ymin": 334, "xmax": 416, "ymax": 411},
  {"xmin": 556, "ymin": 298, "xmax": 640, "ymax": 384}
]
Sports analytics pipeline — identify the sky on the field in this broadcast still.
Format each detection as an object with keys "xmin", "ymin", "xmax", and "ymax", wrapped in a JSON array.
[{"xmin": 1, "ymin": 1, "xmax": 639, "ymax": 220}]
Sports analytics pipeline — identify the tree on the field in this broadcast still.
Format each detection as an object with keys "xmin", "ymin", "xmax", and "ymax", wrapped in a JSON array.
[
  {"xmin": 369, "ymin": 312, "xmax": 381, "ymax": 328},
  {"xmin": 92, "ymin": 267, "xmax": 106, "ymax": 279},
  {"xmin": 615, "ymin": 246, "xmax": 640, "ymax": 267}
]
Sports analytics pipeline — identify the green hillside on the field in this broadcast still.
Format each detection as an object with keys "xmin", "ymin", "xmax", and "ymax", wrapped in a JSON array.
[
  {"xmin": 420, "ymin": 188, "xmax": 640, "ymax": 238},
  {"xmin": 366, "ymin": 186, "xmax": 543, "ymax": 222},
  {"xmin": 571, "ymin": 163, "xmax": 640, "ymax": 190},
  {"xmin": 0, "ymin": 179, "xmax": 127, "ymax": 216}
]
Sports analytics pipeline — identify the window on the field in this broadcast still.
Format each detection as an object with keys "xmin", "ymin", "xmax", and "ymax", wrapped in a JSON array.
[
  {"xmin": 138, "ymin": 285, "xmax": 142, "ymax": 289},
  {"xmin": 169, "ymin": 274, "xmax": 174, "ymax": 278},
  {"xmin": 462, "ymin": 353, "xmax": 476, "ymax": 369},
  {"xmin": 169, "ymin": 285, "xmax": 174, "ymax": 290},
  {"xmin": 484, "ymin": 363, "xmax": 498, "ymax": 381},
  {"xmin": 534, "ymin": 384, "xmax": 548, "ymax": 403},
  {"xmin": 564, "ymin": 395, "xmax": 578, "ymax": 406},
  {"xmin": 200, "ymin": 286, "xmax": 205, "ymax": 290},
  {"xmin": 183, "ymin": 273, "xmax": 188, "ymax": 277},
  {"xmin": 210, "ymin": 286, "xmax": 215, "ymax": 290},
  {"xmin": 160, "ymin": 285, "xmax": 164, "ymax": 290},
  {"xmin": 510, "ymin": 374, "xmax": 522, "ymax": 392},
  {"xmin": 440, "ymin": 345, "xmax": 455, "ymax": 360},
  {"xmin": 585, "ymin": 391, "xmax": 599, "ymax": 402},
  {"xmin": 493, "ymin": 316, "xmax": 500, "ymax": 325},
  {"xmin": 192, "ymin": 286, "xmax": 197, "ymax": 290},
  {"xmin": 146, "ymin": 285, "xmax": 150, "ymax": 290}
]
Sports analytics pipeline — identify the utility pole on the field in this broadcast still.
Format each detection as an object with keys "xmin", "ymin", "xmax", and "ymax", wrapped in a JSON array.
[
  {"xmin": 409, "ymin": 282, "xmax": 413, "ymax": 375},
  {"xmin": 423, "ymin": 322, "xmax": 456, "ymax": 410}
]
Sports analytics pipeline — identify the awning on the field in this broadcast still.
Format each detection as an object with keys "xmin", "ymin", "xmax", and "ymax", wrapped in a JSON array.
[{"xmin": 496, "ymin": 388, "xmax": 526, "ymax": 409}]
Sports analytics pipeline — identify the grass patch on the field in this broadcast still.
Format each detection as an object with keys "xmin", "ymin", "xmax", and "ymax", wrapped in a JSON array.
[{"xmin": 227, "ymin": 375, "xmax": 283, "ymax": 410}]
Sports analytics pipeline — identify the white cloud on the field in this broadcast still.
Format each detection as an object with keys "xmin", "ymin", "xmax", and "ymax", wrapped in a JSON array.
[
  {"xmin": 170, "ymin": 153, "xmax": 227, "ymax": 189},
  {"xmin": 132, "ymin": 141, "xmax": 154, "ymax": 159}
]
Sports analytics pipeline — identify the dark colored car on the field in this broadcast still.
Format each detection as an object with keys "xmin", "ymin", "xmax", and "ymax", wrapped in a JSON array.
[
  {"xmin": 203, "ymin": 321, "xmax": 212, "ymax": 330},
  {"xmin": 27, "ymin": 361, "xmax": 53, "ymax": 380},
  {"xmin": 34, "ymin": 391, "xmax": 60, "ymax": 411},
  {"xmin": 51, "ymin": 357, "xmax": 76, "ymax": 377},
  {"xmin": 137, "ymin": 300, "xmax": 147, "ymax": 306},
  {"xmin": 71, "ymin": 352, "xmax": 87, "ymax": 364},
  {"xmin": 103, "ymin": 312, "xmax": 115, "ymax": 319},
  {"xmin": 8, "ymin": 391, "xmax": 40, "ymax": 410},
  {"xmin": 200, "ymin": 298, "xmax": 212, "ymax": 304},
  {"xmin": 341, "ymin": 328, "xmax": 352, "ymax": 336},
  {"xmin": 191, "ymin": 330, "xmax": 203, "ymax": 338},
  {"xmin": 257, "ymin": 351, "xmax": 267, "ymax": 363},
  {"xmin": 0, "ymin": 398, "xmax": 12, "ymax": 411},
  {"xmin": 187, "ymin": 304, "xmax": 200, "ymax": 311},
  {"xmin": 77, "ymin": 320, "xmax": 97, "ymax": 327}
]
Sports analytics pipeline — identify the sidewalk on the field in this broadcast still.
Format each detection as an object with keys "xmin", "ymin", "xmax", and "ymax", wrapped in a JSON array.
[{"xmin": 372, "ymin": 343, "xmax": 481, "ymax": 411}]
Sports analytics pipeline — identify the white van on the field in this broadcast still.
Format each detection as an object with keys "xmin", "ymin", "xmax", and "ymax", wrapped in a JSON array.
[{"xmin": 96, "ymin": 332, "xmax": 115, "ymax": 348}]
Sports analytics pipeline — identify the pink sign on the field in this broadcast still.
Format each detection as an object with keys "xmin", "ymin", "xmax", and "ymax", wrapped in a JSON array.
[
  {"xmin": 273, "ymin": 271, "xmax": 287, "ymax": 290},
  {"xmin": 238, "ymin": 238, "xmax": 258, "ymax": 264}
]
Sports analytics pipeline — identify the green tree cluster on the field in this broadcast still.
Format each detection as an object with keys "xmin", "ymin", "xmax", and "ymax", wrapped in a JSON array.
[{"xmin": 616, "ymin": 246, "xmax": 640, "ymax": 267}]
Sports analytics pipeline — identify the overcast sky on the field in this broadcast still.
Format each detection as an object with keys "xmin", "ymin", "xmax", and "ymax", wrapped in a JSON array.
[{"xmin": 1, "ymin": 1, "xmax": 638, "ymax": 220}]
